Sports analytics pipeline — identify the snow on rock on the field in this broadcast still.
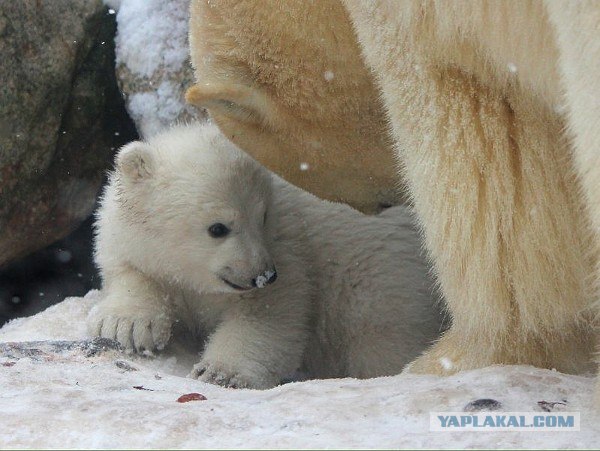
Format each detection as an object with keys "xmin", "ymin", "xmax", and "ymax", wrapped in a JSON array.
[
  {"xmin": 1, "ymin": 294, "xmax": 599, "ymax": 448},
  {"xmin": 112, "ymin": 0, "xmax": 205, "ymax": 138}
]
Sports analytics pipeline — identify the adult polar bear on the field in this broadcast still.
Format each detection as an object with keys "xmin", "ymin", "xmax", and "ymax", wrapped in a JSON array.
[
  {"xmin": 187, "ymin": 0, "xmax": 599, "ymax": 390},
  {"xmin": 340, "ymin": 1, "xmax": 600, "ymax": 382}
]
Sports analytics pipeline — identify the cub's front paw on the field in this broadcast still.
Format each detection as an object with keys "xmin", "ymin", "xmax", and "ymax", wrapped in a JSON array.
[
  {"xmin": 188, "ymin": 360, "xmax": 275, "ymax": 389},
  {"xmin": 87, "ymin": 306, "xmax": 171, "ymax": 354}
]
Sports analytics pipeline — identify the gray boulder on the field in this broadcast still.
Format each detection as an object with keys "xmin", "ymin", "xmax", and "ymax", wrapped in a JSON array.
[{"xmin": 0, "ymin": 0, "xmax": 137, "ymax": 267}]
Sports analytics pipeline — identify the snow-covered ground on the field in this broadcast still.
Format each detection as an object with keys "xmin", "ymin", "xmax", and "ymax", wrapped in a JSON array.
[{"xmin": 1, "ymin": 292, "xmax": 598, "ymax": 448}]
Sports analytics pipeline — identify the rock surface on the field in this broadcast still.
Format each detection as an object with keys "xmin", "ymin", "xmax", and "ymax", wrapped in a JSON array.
[
  {"xmin": 0, "ymin": 0, "xmax": 137, "ymax": 268},
  {"xmin": 0, "ymin": 216, "xmax": 100, "ymax": 327},
  {"xmin": 112, "ymin": 0, "xmax": 205, "ymax": 138}
]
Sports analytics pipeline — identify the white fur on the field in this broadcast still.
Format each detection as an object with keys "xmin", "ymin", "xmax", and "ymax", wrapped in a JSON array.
[
  {"xmin": 341, "ymin": 0, "xmax": 599, "ymax": 387},
  {"xmin": 88, "ymin": 123, "xmax": 440, "ymax": 389}
]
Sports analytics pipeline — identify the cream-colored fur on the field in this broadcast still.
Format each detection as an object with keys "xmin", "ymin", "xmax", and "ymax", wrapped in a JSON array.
[
  {"xmin": 544, "ymin": 1, "xmax": 600, "ymax": 400},
  {"xmin": 341, "ymin": 0, "xmax": 599, "ymax": 381},
  {"xmin": 88, "ymin": 123, "xmax": 439, "ymax": 389},
  {"xmin": 185, "ymin": 0, "xmax": 599, "ymax": 395},
  {"xmin": 186, "ymin": 0, "xmax": 403, "ymax": 213}
]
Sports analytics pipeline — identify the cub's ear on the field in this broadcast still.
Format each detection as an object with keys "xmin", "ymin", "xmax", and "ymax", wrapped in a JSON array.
[
  {"xmin": 116, "ymin": 141, "xmax": 154, "ymax": 180},
  {"xmin": 185, "ymin": 83, "xmax": 276, "ymax": 126}
]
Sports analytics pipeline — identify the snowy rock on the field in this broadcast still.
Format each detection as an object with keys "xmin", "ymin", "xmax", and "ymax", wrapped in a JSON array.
[
  {"xmin": 0, "ymin": 337, "xmax": 121, "ymax": 360},
  {"xmin": 113, "ymin": 0, "xmax": 205, "ymax": 138},
  {"xmin": 0, "ymin": 0, "xmax": 136, "ymax": 267},
  {"xmin": 0, "ymin": 293, "xmax": 598, "ymax": 448}
]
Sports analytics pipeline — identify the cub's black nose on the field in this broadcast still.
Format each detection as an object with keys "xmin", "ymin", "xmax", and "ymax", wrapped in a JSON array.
[{"xmin": 252, "ymin": 269, "xmax": 278, "ymax": 288}]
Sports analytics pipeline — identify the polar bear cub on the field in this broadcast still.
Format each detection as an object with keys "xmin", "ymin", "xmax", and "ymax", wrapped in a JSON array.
[{"xmin": 88, "ymin": 123, "xmax": 439, "ymax": 389}]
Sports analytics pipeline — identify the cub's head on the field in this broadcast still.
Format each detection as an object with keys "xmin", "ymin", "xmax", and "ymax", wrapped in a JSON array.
[{"xmin": 113, "ymin": 124, "xmax": 277, "ymax": 294}]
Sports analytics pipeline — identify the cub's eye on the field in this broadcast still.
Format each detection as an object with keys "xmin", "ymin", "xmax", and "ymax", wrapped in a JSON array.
[{"xmin": 208, "ymin": 223, "xmax": 230, "ymax": 238}]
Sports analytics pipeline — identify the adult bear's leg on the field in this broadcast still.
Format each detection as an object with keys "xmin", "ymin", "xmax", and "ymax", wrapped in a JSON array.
[
  {"xmin": 344, "ymin": 0, "xmax": 596, "ymax": 375},
  {"xmin": 546, "ymin": 0, "xmax": 600, "ymax": 398}
]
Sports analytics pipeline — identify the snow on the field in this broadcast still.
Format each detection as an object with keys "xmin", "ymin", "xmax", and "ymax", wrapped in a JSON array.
[
  {"xmin": 127, "ymin": 80, "xmax": 190, "ymax": 138},
  {"xmin": 254, "ymin": 270, "xmax": 275, "ymax": 289},
  {"xmin": 110, "ymin": 0, "xmax": 202, "ymax": 138},
  {"xmin": 1, "ymin": 292, "xmax": 598, "ymax": 448},
  {"xmin": 439, "ymin": 357, "xmax": 453, "ymax": 371},
  {"xmin": 114, "ymin": 0, "xmax": 189, "ymax": 78}
]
